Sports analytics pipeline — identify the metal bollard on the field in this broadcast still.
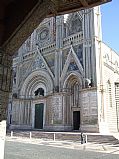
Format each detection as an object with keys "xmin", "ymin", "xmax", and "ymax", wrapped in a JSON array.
[
  {"xmin": 53, "ymin": 133, "xmax": 56, "ymax": 141},
  {"xmin": 30, "ymin": 132, "xmax": 32, "ymax": 139},
  {"xmin": 11, "ymin": 131, "xmax": 13, "ymax": 138},
  {"xmin": 85, "ymin": 134, "xmax": 87, "ymax": 143}
]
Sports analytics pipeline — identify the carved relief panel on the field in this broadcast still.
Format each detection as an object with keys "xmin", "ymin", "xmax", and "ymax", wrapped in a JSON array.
[
  {"xmin": 36, "ymin": 18, "xmax": 55, "ymax": 48},
  {"xmin": 74, "ymin": 44, "xmax": 83, "ymax": 67},
  {"xmin": 67, "ymin": 13, "xmax": 82, "ymax": 36}
]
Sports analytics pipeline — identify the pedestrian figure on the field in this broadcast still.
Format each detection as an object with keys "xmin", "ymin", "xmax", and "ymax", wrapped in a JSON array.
[{"xmin": 81, "ymin": 132, "xmax": 84, "ymax": 144}]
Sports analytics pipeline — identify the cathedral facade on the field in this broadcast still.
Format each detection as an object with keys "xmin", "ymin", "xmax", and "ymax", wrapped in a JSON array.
[{"xmin": 8, "ymin": 7, "xmax": 119, "ymax": 133}]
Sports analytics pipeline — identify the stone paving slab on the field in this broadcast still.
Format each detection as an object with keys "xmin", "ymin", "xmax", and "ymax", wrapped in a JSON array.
[
  {"xmin": 6, "ymin": 136, "xmax": 119, "ymax": 154},
  {"xmin": 5, "ymin": 138, "xmax": 119, "ymax": 159}
]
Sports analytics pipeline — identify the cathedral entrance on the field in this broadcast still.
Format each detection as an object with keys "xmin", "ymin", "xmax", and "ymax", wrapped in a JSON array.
[
  {"xmin": 34, "ymin": 103, "xmax": 44, "ymax": 129},
  {"xmin": 73, "ymin": 111, "xmax": 80, "ymax": 130}
]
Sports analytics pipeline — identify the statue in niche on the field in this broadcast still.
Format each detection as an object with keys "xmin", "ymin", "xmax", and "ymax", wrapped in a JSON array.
[
  {"xmin": 34, "ymin": 88, "xmax": 44, "ymax": 97},
  {"xmin": 85, "ymin": 78, "xmax": 94, "ymax": 88}
]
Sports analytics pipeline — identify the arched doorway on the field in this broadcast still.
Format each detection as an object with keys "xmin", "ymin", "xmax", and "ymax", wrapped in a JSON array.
[
  {"xmin": 63, "ymin": 73, "xmax": 82, "ymax": 130},
  {"xmin": 19, "ymin": 70, "xmax": 53, "ymax": 130},
  {"xmin": 71, "ymin": 81, "xmax": 81, "ymax": 130}
]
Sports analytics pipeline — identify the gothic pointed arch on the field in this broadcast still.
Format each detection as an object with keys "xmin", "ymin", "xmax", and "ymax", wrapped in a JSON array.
[
  {"xmin": 61, "ymin": 45, "xmax": 84, "ymax": 81},
  {"xmin": 63, "ymin": 72, "xmax": 82, "ymax": 90},
  {"xmin": 20, "ymin": 47, "xmax": 54, "ymax": 85},
  {"xmin": 62, "ymin": 72, "xmax": 82, "ymax": 127},
  {"xmin": 20, "ymin": 70, "xmax": 53, "ymax": 97}
]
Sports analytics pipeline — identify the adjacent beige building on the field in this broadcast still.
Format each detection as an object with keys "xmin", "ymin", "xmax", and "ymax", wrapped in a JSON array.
[{"xmin": 7, "ymin": 7, "xmax": 119, "ymax": 133}]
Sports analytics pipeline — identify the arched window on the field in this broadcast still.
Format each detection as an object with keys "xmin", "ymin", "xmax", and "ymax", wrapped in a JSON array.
[{"xmin": 107, "ymin": 81, "xmax": 112, "ymax": 107}]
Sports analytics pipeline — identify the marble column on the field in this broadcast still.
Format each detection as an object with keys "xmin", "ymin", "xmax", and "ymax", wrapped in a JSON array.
[{"xmin": 0, "ymin": 48, "xmax": 13, "ymax": 159}]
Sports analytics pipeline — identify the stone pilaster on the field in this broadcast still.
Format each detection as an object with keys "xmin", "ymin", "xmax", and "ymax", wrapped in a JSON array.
[
  {"xmin": 0, "ymin": 48, "xmax": 12, "ymax": 159},
  {"xmin": 0, "ymin": 48, "xmax": 13, "ymax": 121},
  {"xmin": 54, "ymin": 16, "xmax": 63, "ymax": 88}
]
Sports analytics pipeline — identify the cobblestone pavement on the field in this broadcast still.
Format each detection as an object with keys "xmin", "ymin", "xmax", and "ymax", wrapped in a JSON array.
[{"xmin": 5, "ymin": 137, "xmax": 119, "ymax": 159}]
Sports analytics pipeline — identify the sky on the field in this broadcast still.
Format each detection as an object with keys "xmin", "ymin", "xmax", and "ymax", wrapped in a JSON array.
[{"xmin": 101, "ymin": 0, "xmax": 119, "ymax": 53}]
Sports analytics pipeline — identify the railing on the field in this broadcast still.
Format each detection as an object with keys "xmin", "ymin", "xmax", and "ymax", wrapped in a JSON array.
[
  {"xmin": 63, "ymin": 32, "xmax": 83, "ymax": 47},
  {"xmin": 8, "ymin": 130, "xmax": 115, "ymax": 144},
  {"xmin": 22, "ymin": 43, "xmax": 56, "ymax": 60},
  {"xmin": 9, "ymin": 130, "xmax": 88, "ymax": 143},
  {"xmin": 7, "ymin": 130, "xmax": 119, "ymax": 156}
]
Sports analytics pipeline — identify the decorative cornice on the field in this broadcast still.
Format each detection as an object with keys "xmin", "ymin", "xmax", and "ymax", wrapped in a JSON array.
[{"xmin": 104, "ymin": 62, "xmax": 115, "ymax": 72}]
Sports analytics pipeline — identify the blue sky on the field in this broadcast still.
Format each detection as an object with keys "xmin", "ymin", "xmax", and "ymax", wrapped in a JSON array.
[{"xmin": 101, "ymin": 0, "xmax": 119, "ymax": 53}]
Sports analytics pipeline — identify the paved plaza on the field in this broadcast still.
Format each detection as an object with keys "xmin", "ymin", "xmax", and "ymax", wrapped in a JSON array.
[{"xmin": 5, "ymin": 137, "xmax": 119, "ymax": 159}]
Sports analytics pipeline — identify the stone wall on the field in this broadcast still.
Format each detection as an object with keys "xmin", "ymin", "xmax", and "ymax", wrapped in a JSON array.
[
  {"xmin": 100, "ymin": 43, "xmax": 119, "ymax": 133},
  {"xmin": 0, "ymin": 49, "xmax": 12, "ymax": 121},
  {"xmin": 45, "ymin": 94, "xmax": 64, "ymax": 131},
  {"xmin": 81, "ymin": 88, "xmax": 98, "ymax": 132},
  {"xmin": 10, "ymin": 99, "xmax": 32, "ymax": 129}
]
